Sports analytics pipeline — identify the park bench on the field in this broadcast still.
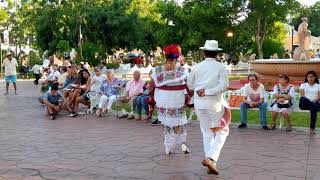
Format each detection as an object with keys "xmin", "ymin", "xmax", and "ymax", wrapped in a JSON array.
[{"xmin": 223, "ymin": 89, "xmax": 309, "ymax": 129}]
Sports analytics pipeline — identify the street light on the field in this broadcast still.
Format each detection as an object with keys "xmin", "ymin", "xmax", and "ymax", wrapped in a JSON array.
[{"xmin": 227, "ymin": 31, "xmax": 234, "ymax": 50}]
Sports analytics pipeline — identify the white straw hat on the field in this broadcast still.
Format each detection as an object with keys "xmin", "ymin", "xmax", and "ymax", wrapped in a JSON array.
[{"xmin": 200, "ymin": 40, "xmax": 223, "ymax": 51}]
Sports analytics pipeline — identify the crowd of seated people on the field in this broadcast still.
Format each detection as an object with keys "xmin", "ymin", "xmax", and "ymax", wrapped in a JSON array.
[
  {"xmin": 238, "ymin": 72, "xmax": 320, "ymax": 134},
  {"xmin": 37, "ymin": 62, "xmax": 160, "ymax": 125},
  {"xmin": 37, "ymin": 60, "xmax": 320, "ymax": 133}
]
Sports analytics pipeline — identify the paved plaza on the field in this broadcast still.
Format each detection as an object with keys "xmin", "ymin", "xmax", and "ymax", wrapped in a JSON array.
[{"xmin": 0, "ymin": 81, "xmax": 319, "ymax": 180}]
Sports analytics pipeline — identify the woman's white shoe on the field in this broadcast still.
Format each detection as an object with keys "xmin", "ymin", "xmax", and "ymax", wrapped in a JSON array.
[
  {"xmin": 182, "ymin": 144, "xmax": 190, "ymax": 154},
  {"xmin": 165, "ymin": 148, "xmax": 172, "ymax": 155}
]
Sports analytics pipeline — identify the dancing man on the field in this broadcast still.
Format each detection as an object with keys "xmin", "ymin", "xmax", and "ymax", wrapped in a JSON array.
[{"xmin": 187, "ymin": 40, "xmax": 231, "ymax": 175}]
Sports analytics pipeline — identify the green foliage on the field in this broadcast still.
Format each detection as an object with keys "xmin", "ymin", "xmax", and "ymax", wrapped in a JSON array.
[
  {"xmin": 82, "ymin": 42, "xmax": 104, "ymax": 66},
  {"xmin": 28, "ymin": 51, "xmax": 42, "ymax": 67},
  {"xmin": 244, "ymin": 0, "xmax": 298, "ymax": 58},
  {"xmin": 106, "ymin": 63, "xmax": 120, "ymax": 69},
  {"xmin": 56, "ymin": 40, "xmax": 71, "ymax": 55},
  {"xmin": 261, "ymin": 39, "xmax": 285, "ymax": 59},
  {"xmin": 4, "ymin": 0, "xmax": 303, "ymax": 62}
]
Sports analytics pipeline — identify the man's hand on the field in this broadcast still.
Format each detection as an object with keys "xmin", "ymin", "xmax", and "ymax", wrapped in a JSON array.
[
  {"xmin": 197, "ymin": 89, "xmax": 205, "ymax": 97},
  {"xmin": 249, "ymin": 102, "xmax": 258, "ymax": 108}
]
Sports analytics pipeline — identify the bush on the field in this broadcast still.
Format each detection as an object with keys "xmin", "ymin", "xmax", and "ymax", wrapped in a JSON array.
[{"xmin": 106, "ymin": 63, "xmax": 120, "ymax": 69}]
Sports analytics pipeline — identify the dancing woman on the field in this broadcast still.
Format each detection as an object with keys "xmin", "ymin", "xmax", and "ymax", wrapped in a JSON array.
[{"xmin": 152, "ymin": 44, "xmax": 190, "ymax": 155}]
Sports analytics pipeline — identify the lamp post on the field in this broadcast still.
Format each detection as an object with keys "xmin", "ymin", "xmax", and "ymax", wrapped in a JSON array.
[
  {"xmin": 0, "ymin": 31, "xmax": 2, "ymax": 79},
  {"xmin": 291, "ymin": 25, "xmax": 294, "ymax": 57},
  {"xmin": 227, "ymin": 31, "xmax": 234, "ymax": 51},
  {"xmin": 79, "ymin": 23, "xmax": 82, "ymax": 60}
]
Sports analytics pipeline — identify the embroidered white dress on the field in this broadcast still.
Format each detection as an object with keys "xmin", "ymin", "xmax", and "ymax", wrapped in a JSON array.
[
  {"xmin": 152, "ymin": 65, "xmax": 188, "ymax": 152},
  {"xmin": 270, "ymin": 84, "xmax": 295, "ymax": 113}
]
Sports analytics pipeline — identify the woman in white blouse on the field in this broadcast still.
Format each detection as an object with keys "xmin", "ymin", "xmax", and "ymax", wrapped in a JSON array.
[
  {"xmin": 270, "ymin": 75, "xmax": 295, "ymax": 131},
  {"xmin": 299, "ymin": 71, "xmax": 320, "ymax": 134}
]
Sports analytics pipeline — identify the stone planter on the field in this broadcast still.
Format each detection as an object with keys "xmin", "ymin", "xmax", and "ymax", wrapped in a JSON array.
[{"xmin": 251, "ymin": 59, "xmax": 320, "ymax": 81}]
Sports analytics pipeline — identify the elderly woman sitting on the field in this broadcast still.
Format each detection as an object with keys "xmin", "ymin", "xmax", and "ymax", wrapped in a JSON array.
[{"xmin": 96, "ymin": 69, "xmax": 121, "ymax": 117}]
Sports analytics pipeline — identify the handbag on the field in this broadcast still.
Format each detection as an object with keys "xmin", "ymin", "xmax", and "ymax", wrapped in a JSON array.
[{"xmin": 270, "ymin": 85, "xmax": 293, "ymax": 108}]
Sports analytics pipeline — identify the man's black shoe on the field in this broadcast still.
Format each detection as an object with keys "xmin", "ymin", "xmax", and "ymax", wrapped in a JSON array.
[
  {"xmin": 119, "ymin": 114, "xmax": 128, "ymax": 119},
  {"xmin": 262, "ymin": 126, "xmax": 269, "ymax": 130},
  {"xmin": 238, "ymin": 123, "xmax": 247, "ymax": 128},
  {"xmin": 151, "ymin": 119, "xmax": 161, "ymax": 126}
]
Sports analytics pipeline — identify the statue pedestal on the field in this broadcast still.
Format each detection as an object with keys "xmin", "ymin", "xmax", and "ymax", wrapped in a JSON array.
[{"xmin": 293, "ymin": 47, "xmax": 310, "ymax": 60}]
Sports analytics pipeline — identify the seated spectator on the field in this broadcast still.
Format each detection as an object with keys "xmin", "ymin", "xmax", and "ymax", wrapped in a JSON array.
[
  {"xmin": 79, "ymin": 62, "xmax": 85, "ymax": 70},
  {"xmin": 48, "ymin": 64, "xmax": 61, "ymax": 82},
  {"xmin": 136, "ymin": 72, "xmax": 155, "ymax": 122},
  {"xmin": 42, "ymin": 83, "xmax": 72, "ymax": 120},
  {"xmin": 69, "ymin": 69, "xmax": 92, "ymax": 109},
  {"xmin": 58, "ymin": 66, "xmax": 68, "ymax": 88},
  {"xmin": 62, "ymin": 65, "xmax": 79, "ymax": 102},
  {"xmin": 39, "ymin": 67, "xmax": 53, "ymax": 92},
  {"xmin": 269, "ymin": 75, "xmax": 294, "ymax": 131},
  {"xmin": 299, "ymin": 71, "xmax": 320, "ymax": 134},
  {"xmin": 71, "ymin": 67, "xmax": 106, "ymax": 117},
  {"xmin": 63, "ymin": 59, "xmax": 71, "ymax": 67},
  {"xmin": 63, "ymin": 65, "xmax": 78, "ymax": 89},
  {"xmin": 39, "ymin": 67, "xmax": 51, "ymax": 85},
  {"xmin": 238, "ymin": 74, "xmax": 269, "ymax": 130},
  {"xmin": 96, "ymin": 69, "xmax": 120, "ymax": 117},
  {"xmin": 40, "ymin": 64, "xmax": 60, "ymax": 85},
  {"xmin": 118, "ymin": 70, "xmax": 144, "ymax": 119},
  {"xmin": 101, "ymin": 62, "xmax": 108, "ymax": 75}
]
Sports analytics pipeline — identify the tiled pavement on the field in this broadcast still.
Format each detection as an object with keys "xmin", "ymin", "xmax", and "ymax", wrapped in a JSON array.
[{"xmin": 0, "ymin": 81, "xmax": 319, "ymax": 180}]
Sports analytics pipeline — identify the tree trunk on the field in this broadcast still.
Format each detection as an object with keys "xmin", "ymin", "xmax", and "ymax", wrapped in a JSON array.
[{"xmin": 256, "ymin": 15, "xmax": 263, "ymax": 59}]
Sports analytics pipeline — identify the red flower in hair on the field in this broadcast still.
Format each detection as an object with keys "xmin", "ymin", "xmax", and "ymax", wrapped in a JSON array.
[{"xmin": 163, "ymin": 44, "xmax": 180, "ymax": 56}]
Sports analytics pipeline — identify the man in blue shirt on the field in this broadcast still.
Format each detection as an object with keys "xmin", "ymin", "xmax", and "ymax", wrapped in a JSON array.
[{"xmin": 43, "ymin": 83, "xmax": 73, "ymax": 120}]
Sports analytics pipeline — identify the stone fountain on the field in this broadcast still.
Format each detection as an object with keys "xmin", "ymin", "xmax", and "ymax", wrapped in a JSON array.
[{"xmin": 251, "ymin": 17, "xmax": 320, "ymax": 81}]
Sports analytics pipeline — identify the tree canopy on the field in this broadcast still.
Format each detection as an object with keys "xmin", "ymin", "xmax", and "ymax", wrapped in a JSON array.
[{"xmin": 0, "ymin": 0, "xmax": 310, "ymax": 61}]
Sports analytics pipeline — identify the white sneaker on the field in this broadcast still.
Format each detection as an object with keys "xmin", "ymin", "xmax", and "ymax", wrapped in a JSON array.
[{"xmin": 182, "ymin": 144, "xmax": 190, "ymax": 154}]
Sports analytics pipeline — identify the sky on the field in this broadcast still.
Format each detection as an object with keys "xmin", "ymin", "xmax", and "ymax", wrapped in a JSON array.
[{"xmin": 298, "ymin": 0, "xmax": 319, "ymax": 6}]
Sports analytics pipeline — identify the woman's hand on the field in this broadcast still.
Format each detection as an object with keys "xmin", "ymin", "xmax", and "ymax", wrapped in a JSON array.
[{"xmin": 197, "ymin": 89, "xmax": 205, "ymax": 97}]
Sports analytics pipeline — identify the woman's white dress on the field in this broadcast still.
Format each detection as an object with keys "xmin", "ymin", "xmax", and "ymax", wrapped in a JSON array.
[{"xmin": 152, "ymin": 65, "xmax": 188, "ymax": 152}]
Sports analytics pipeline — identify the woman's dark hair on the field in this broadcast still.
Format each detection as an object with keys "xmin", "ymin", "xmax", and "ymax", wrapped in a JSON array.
[
  {"xmin": 247, "ymin": 74, "xmax": 258, "ymax": 81},
  {"xmin": 279, "ymin": 74, "xmax": 290, "ymax": 83},
  {"xmin": 203, "ymin": 50, "xmax": 219, "ymax": 58},
  {"xmin": 304, "ymin": 71, "xmax": 319, "ymax": 84},
  {"xmin": 61, "ymin": 66, "xmax": 67, "ymax": 73},
  {"xmin": 79, "ymin": 69, "xmax": 90, "ymax": 85}
]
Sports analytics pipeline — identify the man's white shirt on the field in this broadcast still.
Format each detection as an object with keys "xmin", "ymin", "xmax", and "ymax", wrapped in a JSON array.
[
  {"xmin": 2, "ymin": 58, "xmax": 18, "ymax": 76},
  {"xmin": 48, "ymin": 70, "xmax": 61, "ymax": 81},
  {"xmin": 187, "ymin": 58, "xmax": 229, "ymax": 110}
]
